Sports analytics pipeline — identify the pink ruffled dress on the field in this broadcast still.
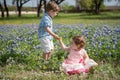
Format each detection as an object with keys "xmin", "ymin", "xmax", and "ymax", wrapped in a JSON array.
[{"xmin": 61, "ymin": 48, "xmax": 98, "ymax": 75}]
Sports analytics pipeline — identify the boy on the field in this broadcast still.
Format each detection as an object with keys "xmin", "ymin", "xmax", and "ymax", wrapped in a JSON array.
[{"xmin": 38, "ymin": 1, "xmax": 60, "ymax": 60}]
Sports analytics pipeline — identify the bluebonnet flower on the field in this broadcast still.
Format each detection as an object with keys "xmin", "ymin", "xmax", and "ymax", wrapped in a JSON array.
[
  {"xmin": 110, "ymin": 37, "xmax": 116, "ymax": 43},
  {"xmin": 115, "ymin": 28, "xmax": 120, "ymax": 33},
  {"xmin": 118, "ymin": 35, "xmax": 120, "ymax": 40},
  {"xmin": 104, "ymin": 52, "xmax": 111, "ymax": 57},
  {"xmin": 0, "ymin": 34, "xmax": 3, "ymax": 38},
  {"xmin": 113, "ymin": 44, "xmax": 116, "ymax": 49},
  {"xmin": 106, "ymin": 44, "xmax": 110, "ymax": 49},
  {"xmin": 95, "ymin": 53, "xmax": 99, "ymax": 57},
  {"xmin": 41, "ymin": 60, "xmax": 44, "ymax": 63}
]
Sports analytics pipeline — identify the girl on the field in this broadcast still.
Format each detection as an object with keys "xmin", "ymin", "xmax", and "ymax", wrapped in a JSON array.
[{"xmin": 59, "ymin": 35, "xmax": 98, "ymax": 75}]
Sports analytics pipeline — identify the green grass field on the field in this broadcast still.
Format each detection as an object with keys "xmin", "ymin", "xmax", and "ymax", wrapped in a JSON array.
[
  {"xmin": 0, "ymin": 11, "xmax": 120, "ymax": 80},
  {"xmin": 0, "ymin": 11, "xmax": 120, "ymax": 25}
]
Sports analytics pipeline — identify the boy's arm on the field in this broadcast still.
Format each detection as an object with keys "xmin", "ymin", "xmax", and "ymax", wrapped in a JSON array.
[
  {"xmin": 46, "ymin": 26, "xmax": 59, "ymax": 39},
  {"xmin": 59, "ymin": 37, "xmax": 70, "ymax": 51}
]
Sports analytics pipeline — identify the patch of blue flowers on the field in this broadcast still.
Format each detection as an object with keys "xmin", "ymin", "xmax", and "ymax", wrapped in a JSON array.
[{"xmin": 0, "ymin": 24, "xmax": 120, "ymax": 69}]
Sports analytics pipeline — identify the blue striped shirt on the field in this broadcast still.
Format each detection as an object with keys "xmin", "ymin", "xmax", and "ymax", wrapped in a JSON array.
[{"xmin": 38, "ymin": 13, "xmax": 53, "ymax": 40}]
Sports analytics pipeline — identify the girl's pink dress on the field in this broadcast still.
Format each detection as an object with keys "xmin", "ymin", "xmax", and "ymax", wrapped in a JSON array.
[{"xmin": 61, "ymin": 48, "xmax": 97, "ymax": 75}]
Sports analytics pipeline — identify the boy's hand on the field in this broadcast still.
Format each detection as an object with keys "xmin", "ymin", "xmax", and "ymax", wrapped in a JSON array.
[
  {"xmin": 59, "ymin": 37, "xmax": 62, "ymax": 41},
  {"xmin": 54, "ymin": 35, "xmax": 60, "ymax": 40}
]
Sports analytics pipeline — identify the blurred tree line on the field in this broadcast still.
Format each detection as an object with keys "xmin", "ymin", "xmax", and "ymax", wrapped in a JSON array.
[
  {"xmin": 0, "ymin": 0, "xmax": 64, "ymax": 17},
  {"xmin": 79, "ymin": 0, "xmax": 105, "ymax": 14},
  {"xmin": 0, "ymin": 0, "xmax": 119, "ymax": 18}
]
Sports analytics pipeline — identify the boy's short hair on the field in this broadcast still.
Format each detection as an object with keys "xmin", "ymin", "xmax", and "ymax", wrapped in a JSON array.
[{"xmin": 46, "ymin": 1, "xmax": 60, "ymax": 12}]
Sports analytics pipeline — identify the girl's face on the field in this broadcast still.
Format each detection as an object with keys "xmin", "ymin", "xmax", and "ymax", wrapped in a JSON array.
[{"xmin": 71, "ymin": 40, "xmax": 77, "ymax": 49}]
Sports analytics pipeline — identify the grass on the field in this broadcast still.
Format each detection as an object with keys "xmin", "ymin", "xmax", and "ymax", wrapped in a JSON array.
[
  {"xmin": 0, "ymin": 11, "xmax": 120, "ymax": 80},
  {"xmin": 1, "ymin": 62, "xmax": 120, "ymax": 80},
  {"xmin": 0, "ymin": 11, "xmax": 120, "ymax": 25},
  {"xmin": 54, "ymin": 11, "xmax": 120, "ymax": 24}
]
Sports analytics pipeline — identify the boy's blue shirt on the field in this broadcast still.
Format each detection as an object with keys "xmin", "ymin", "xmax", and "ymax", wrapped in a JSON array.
[{"xmin": 38, "ymin": 12, "xmax": 53, "ymax": 40}]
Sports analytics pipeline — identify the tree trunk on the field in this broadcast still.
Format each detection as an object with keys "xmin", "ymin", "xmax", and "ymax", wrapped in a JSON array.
[
  {"xmin": 4, "ymin": 0, "xmax": 9, "ymax": 17},
  {"xmin": 15, "ymin": 0, "xmax": 30, "ymax": 17},
  {"xmin": 37, "ymin": 0, "xmax": 42, "ymax": 17},
  {"xmin": 95, "ymin": 4, "xmax": 99, "ymax": 14},
  {"xmin": 16, "ymin": 0, "xmax": 21, "ymax": 17},
  {"xmin": 44, "ymin": 0, "xmax": 46, "ymax": 12},
  {"xmin": 96, "ymin": 7, "xmax": 100, "ymax": 14},
  {"xmin": 94, "ymin": 0, "xmax": 103, "ymax": 14},
  {"xmin": 18, "ymin": 7, "xmax": 21, "ymax": 17},
  {"xmin": 0, "ymin": 3, "xmax": 4, "ymax": 18}
]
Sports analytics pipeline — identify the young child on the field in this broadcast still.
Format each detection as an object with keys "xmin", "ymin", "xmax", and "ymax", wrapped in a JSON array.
[
  {"xmin": 38, "ymin": 1, "xmax": 60, "ymax": 60},
  {"xmin": 59, "ymin": 35, "xmax": 98, "ymax": 75}
]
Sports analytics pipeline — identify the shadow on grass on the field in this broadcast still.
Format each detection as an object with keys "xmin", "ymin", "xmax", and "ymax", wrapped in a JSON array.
[
  {"xmin": 0, "ymin": 16, "xmax": 41, "ymax": 21},
  {"xmin": 56, "ymin": 13, "xmax": 120, "ymax": 20},
  {"xmin": 79, "ymin": 13, "xmax": 120, "ymax": 20}
]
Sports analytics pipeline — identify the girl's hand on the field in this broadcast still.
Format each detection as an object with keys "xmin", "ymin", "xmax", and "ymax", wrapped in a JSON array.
[{"xmin": 59, "ymin": 37, "xmax": 62, "ymax": 41}]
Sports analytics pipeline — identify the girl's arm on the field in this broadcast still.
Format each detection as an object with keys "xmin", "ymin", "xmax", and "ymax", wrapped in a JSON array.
[
  {"xmin": 83, "ymin": 50, "xmax": 90, "ymax": 65},
  {"xmin": 46, "ymin": 26, "xmax": 59, "ymax": 40},
  {"xmin": 83, "ymin": 50, "xmax": 98, "ymax": 67},
  {"xmin": 59, "ymin": 37, "xmax": 70, "ymax": 51}
]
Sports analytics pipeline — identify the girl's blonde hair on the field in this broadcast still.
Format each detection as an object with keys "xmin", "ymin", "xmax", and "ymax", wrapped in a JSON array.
[
  {"xmin": 46, "ymin": 1, "xmax": 60, "ymax": 12},
  {"xmin": 72, "ymin": 35, "xmax": 86, "ymax": 49}
]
